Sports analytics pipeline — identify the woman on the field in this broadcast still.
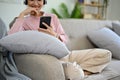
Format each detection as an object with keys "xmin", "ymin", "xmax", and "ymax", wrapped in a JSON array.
[{"xmin": 8, "ymin": 0, "xmax": 67, "ymax": 43}]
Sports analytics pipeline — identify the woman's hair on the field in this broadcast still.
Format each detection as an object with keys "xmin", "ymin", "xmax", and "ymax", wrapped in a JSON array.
[{"xmin": 24, "ymin": 0, "xmax": 47, "ymax": 5}]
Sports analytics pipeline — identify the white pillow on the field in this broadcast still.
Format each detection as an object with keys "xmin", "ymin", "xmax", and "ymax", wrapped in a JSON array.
[{"xmin": 0, "ymin": 31, "xmax": 70, "ymax": 58}]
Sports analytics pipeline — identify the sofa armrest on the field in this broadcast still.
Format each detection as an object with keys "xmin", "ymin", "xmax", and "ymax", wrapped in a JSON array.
[{"xmin": 14, "ymin": 54, "xmax": 65, "ymax": 80}]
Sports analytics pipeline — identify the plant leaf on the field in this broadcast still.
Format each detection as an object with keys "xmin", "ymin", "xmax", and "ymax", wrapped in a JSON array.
[
  {"xmin": 60, "ymin": 3, "xmax": 70, "ymax": 18},
  {"xmin": 51, "ymin": 8, "xmax": 63, "ymax": 18},
  {"xmin": 71, "ymin": 2, "xmax": 83, "ymax": 18}
]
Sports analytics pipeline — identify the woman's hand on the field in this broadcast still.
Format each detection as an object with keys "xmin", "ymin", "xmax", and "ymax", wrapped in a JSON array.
[
  {"xmin": 18, "ymin": 7, "xmax": 39, "ymax": 18},
  {"xmin": 38, "ymin": 22, "xmax": 57, "ymax": 37}
]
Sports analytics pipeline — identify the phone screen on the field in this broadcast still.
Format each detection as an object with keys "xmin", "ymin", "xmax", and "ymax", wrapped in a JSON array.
[{"xmin": 39, "ymin": 16, "xmax": 51, "ymax": 29}]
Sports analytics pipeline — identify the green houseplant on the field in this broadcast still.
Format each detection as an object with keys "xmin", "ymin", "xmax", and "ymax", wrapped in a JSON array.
[
  {"xmin": 51, "ymin": 2, "xmax": 83, "ymax": 19},
  {"xmin": 103, "ymin": 0, "xmax": 109, "ymax": 8}
]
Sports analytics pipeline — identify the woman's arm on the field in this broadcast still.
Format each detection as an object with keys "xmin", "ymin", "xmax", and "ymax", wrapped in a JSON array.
[
  {"xmin": 8, "ymin": 18, "xmax": 25, "ymax": 35},
  {"xmin": 8, "ymin": 7, "xmax": 39, "ymax": 35},
  {"xmin": 38, "ymin": 14, "xmax": 68, "ymax": 43},
  {"xmin": 53, "ymin": 14, "xmax": 68, "ymax": 43}
]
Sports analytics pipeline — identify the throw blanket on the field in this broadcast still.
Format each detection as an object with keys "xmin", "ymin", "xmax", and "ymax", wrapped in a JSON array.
[
  {"xmin": 0, "ymin": 18, "xmax": 31, "ymax": 80},
  {"xmin": 0, "ymin": 49, "xmax": 31, "ymax": 80}
]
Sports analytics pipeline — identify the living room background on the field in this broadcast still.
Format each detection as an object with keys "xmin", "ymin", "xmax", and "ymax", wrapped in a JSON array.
[{"xmin": 0, "ymin": 0, "xmax": 120, "ymax": 30}]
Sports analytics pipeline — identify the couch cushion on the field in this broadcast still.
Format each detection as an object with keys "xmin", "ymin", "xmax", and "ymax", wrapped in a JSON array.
[
  {"xmin": 112, "ymin": 21, "xmax": 120, "ymax": 36},
  {"xmin": 0, "ymin": 31, "xmax": 69, "ymax": 59},
  {"xmin": 87, "ymin": 27, "xmax": 120, "ymax": 59},
  {"xmin": 60, "ymin": 19, "xmax": 112, "ymax": 50},
  {"xmin": 108, "ymin": 59, "xmax": 120, "ymax": 80},
  {"xmin": 108, "ymin": 59, "xmax": 120, "ymax": 74},
  {"xmin": 14, "ymin": 54, "xmax": 65, "ymax": 80},
  {"xmin": 84, "ymin": 67, "xmax": 119, "ymax": 80}
]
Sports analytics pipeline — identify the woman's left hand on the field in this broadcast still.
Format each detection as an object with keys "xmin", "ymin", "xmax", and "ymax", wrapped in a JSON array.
[{"xmin": 38, "ymin": 22, "xmax": 57, "ymax": 37}]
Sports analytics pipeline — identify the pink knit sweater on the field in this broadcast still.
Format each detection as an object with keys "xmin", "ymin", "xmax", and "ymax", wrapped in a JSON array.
[{"xmin": 8, "ymin": 13, "xmax": 67, "ymax": 43}]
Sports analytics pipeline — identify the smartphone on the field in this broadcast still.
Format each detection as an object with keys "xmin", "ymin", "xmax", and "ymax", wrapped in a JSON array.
[{"xmin": 39, "ymin": 16, "xmax": 51, "ymax": 29}]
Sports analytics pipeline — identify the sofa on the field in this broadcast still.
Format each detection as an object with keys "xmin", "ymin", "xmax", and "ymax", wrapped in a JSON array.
[{"xmin": 13, "ymin": 19, "xmax": 120, "ymax": 80}]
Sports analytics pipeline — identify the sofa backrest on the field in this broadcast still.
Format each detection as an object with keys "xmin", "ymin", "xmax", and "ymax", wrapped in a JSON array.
[
  {"xmin": 60, "ymin": 19, "xmax": 113, "ymax": 51},
  {"xmin": 0, "ymin": 18, "xmax": 7, "ymax": 39}
]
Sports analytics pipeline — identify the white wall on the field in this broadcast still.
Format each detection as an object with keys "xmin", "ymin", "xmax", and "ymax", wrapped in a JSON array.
[
  {"xmin": 0, "ymin": 0, "xmax": 75, "ymax": 30},
  {"xmin": 0, "ymin": 3, "xmax": 26, "ymax": 30},
  {"xmin": 107, "ymin": 0, "xmax": 120, "ymax": 20}
]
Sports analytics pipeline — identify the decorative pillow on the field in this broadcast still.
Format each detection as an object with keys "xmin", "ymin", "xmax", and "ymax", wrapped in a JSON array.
[
  {"xmin": 61, "ymin": 61, "xmax": 84, "ymax": 80},
  {"xmin": 87, "ymin": 27, "xmax": 120, "ymax": 59},
  {"xmin": 0, "ymin": 31, "xmax": 70, "ymax": 59},
  {"xmin": 112, "ymin": 22, "xmax": 120, "ymax": 36}
]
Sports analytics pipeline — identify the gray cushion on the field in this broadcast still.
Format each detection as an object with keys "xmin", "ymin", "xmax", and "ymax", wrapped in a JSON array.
[
  {"xmin": 87, "ymin": 27, "xmax": 120, "ymax": 59},
  {"xmin": 84, "ymin": 67, "xmax": 119, "ymax": 80},
  {"xmin": 112, "ymin": 22, "xmax": 120, "ymax": 36},
  {"xmin": 0, "ymin": 18, "xmax": 7, "ymax": 39},
  {"xmin": 0, "ymin": 31, "xmax": 69, "ymax": 58},
  {"xmin": 14, "ymin": 54, "xmax": 65, "ymax": 80}
]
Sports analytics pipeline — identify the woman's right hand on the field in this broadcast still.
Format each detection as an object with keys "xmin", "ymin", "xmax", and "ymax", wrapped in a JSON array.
[{"xmin": 18, "ymin": 7, "xmax": 39, "ymax": 18}]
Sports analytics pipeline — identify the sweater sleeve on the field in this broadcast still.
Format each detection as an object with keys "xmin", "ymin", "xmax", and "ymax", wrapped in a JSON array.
[
  {"xmin": 52, "ymin": 14, "xmax": 68, "ymax": 43},
  {"xmin": 8, "ymin": 18, "xmax": 25, "ymax": 35}
]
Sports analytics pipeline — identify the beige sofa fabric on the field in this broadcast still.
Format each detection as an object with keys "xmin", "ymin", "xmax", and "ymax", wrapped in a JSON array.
[{"xmin": 14, "ymin": 54, "xmax": 65, "ymax": 80}]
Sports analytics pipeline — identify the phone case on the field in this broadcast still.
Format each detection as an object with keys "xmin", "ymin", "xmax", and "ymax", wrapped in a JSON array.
[{"xmin": 39, "ymin": 16, "xmax": 51, "ymax": 29}]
